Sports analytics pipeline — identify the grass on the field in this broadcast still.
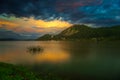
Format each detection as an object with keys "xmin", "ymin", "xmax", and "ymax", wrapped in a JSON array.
[
  {"xmin": 0, "ymin": 62, "xmax": 40, "ymax": 80},
  {"xmin": 0, "ymin": 62, "xmax": 63, "ymax": 80}
]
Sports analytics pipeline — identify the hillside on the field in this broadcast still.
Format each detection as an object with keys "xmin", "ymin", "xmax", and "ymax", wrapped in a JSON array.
[
  {"xmin": 0, "ymin": 29, "xmax": 23, "ymax": 40},
  {"xmin": 0, "ymin": 28, "xmax": 41, "ymax": 40},
  {"xmin": 37, "ymin": 34, "xmax": 54, "ymax": 40},
  {"xmin": 37, "ymin": 25, "xmax": 120, "ymax": 41}
]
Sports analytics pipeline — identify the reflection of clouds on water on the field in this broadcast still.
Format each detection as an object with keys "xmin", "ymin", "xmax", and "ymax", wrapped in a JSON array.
[
  {"xmin": 0, "ymin": 51, "xmax": 34, "ymax": 64},
  {"xmin": 31, "ymin": 42, "xmax": 71, "ymax": 63},
  {"xmin": 1, "ymin": 41, "xmax": 120, "ymax": 79},
  {"xmin": 26, "ymin": 45, "xmax": 71, "ymax": 63},
  {"xmin": 34, "ymin": 52, "xmax": 70, "ymax": 63},
  {"xmin": 0, "ymin": 41, "xmax": 71, "ymax": 64}
]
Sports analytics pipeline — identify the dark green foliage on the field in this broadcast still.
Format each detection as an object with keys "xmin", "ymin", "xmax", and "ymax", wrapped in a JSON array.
[
  {"xmin": 0, "ymin": 62, "xmax": 39, "ymax": 80},
  {"xmin": 55, "ymin": 25, "xmax": 120, "ymax": 40},
  {"xmin": 37, "ymin": 34, "xmax": 53, "ymax": 40},
  {"xmin": 0, "ymin": 62, "xmax": 63, "ymax": 80},
  {"xmin": 37, "ymin": 25, "xmax": 120, "ymax": 41}
]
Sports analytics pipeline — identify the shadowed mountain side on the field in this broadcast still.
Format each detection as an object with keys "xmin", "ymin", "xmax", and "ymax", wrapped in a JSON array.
[
  {"xmin": 37, "ymin": 34, "xmax": 54, "ymax": 41},
  {"xmin": 37, "ymin": 25, "xmax": 120, "ymax": 41},
  {"xmin": 0, "ymin": 28, "xmax": 41, "ymax": 41},
  {"xmin": 0, "ymin": 29, "xmax": 23, "ymax": 40}
]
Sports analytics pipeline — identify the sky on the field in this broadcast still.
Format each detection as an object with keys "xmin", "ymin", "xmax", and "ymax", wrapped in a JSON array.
[{"xmin": 0, "ymin": 0, "xmax": 120, "ymax": 39}]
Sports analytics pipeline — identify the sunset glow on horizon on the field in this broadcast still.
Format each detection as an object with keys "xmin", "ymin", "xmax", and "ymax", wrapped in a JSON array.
[
  {"xmin": 1, "ymin": 0, "xmax": 120, "ymax": 39},
  {"xmin": 0, "ymin": 16, "xmax": 72, "ymax": 34}
]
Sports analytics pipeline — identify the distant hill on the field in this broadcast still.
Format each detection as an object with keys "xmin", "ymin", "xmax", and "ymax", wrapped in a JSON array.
[
  {"xmin": 0, "ymin": 28, "xmax": 41, "ymax": 41},
  {"xmin": 37, "ymin": 34, "xmax": 54, "ymax": 40},
  {"xmin": 0, "ymin": 29, "xmax": 23, "ymax": 40},
  {"xmin": 37, "ymin": 25, "xmax": 120, "ymax": 41},
  {"xmin": 0, "ymin": 38, "xmax": 20, "ymax": 41}
]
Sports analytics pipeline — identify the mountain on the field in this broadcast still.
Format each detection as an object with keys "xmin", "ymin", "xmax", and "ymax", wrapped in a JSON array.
[
  {"xmin": 0, "ymin": 29, "xmax": 23, "ymax": 40},
  {"xmin": 37, "ymin": 25, "xmax": 120, "ymax": 41},
  {"xmin": 37, "ymin": 34, "xmax": 54, "ymax": 40},
  {"xmin": 0, "ymin": 28, "xmax": 42, "ymax": 40}
]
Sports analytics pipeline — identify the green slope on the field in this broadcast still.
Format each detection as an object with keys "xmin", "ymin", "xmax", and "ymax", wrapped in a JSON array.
[
  {"xmin": 37, "ymin": 25, "xmax": 120, "ymax": 41},
  {"xmin": 37, "ymin": 34, "xmax": 53, "ymax": 40}
]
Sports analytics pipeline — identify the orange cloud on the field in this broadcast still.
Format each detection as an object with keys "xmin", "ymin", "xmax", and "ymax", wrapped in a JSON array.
[
  {"xmin": 0, "ymin": 19, "xmax": 18, "ymax": 28},
  {"xmin": 0, "ymin": 17, "xmax": 72, "ymax": 33},
  {"xmin": 33, "ymin": 19, "xmax": 72, "ymax": 28}
]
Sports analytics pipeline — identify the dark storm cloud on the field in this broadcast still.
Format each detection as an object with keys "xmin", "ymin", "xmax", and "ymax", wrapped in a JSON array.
[
  {"xmin": 0, "ymin": 0, "xmax": 56, "ymax": 17},
  {"xmin": 0, "ymin": 0, "xmax": 120, "ymax": 26}
]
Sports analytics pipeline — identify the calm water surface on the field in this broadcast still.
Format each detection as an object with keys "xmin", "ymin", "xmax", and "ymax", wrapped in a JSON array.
[{"xmin": 0, "ymin": 41, "xmax": 120, "ymax": 79}]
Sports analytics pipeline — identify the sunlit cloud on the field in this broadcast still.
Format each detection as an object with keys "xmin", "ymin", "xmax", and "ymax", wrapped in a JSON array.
[
  {"xmin": 0, "ymin": 15, "xmax": 72, "ymax": 34},
  {"xmin": 0, "ymin": 19, "xmax": 18, "ymax": 28}
]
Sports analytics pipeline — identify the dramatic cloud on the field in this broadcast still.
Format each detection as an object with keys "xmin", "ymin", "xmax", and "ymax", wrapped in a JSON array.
[
  {"xmin": 0, "ymin": 0, "xmax": 120, "ymax": 26},
  {"xmin": 0, "ymin": 0, "xmax": 120, "ymax": 39},
  {"xmin": 0, "ymin": 15, "xmax": 72, "ymax": 34},
  {"xmin": 0, "ymin": 19, "xmax": 18, "ymax": 28}
]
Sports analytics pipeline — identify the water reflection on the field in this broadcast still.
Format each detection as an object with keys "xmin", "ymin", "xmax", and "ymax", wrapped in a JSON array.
[
  {"xmin": 34, "ymin": 52, "xmax": 70, "ymax": 63},
  {"xmin": 1, "ymin": 41, "xmax": 120, "ymax": 79},
  {"xmin": 26, "ymin": 44, "xmax": 70, "ymax": 63},
  {"xmin": 0, "ymin": 41, "xmax": 71, "ymax": 64}
]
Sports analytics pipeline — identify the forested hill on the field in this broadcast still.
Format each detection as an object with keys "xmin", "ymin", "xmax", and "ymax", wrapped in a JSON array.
[{"xmin": 37, "ymin": 25, "xmax": 120, "ymax": 40}]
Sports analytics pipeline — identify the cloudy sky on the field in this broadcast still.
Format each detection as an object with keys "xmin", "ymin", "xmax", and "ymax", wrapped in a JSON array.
[{"xmin": 0, "ymin": 0, "xmax": 120, "ymax": 38}]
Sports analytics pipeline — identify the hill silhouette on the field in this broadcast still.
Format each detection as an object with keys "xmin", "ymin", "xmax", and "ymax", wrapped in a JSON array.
[{"xmin": 37, "ymin": 25, "xmax": 120, "ymax": 41}]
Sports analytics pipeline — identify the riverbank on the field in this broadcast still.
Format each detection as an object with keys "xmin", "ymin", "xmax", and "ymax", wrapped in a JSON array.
[
  {"xmin": 0, "ymin": 62, "xmax": 63, "ymax": 80},
  {"xmin": 0, "ymin": 62, "xmax": 39, "ymax": 80}
]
